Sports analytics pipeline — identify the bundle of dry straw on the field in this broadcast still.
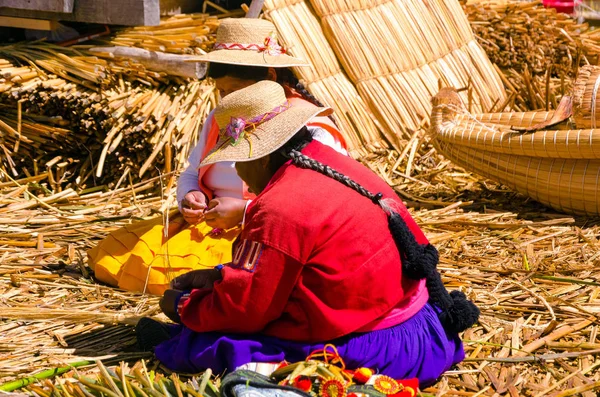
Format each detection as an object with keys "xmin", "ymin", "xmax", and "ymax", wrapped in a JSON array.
[
  {"xmin": 105, "ymin": 13, "xmax": 220, "ymax": 55},
  {"xmin": 264, "ymin": 0, "xmax": 506, "ymax": 154},
  {"xmin": 263, "ymin": 0, "xmax": 384, "ymax": 157},
  {"xmin": 463, "ymin": 0, "xmax": 600, "ymax": 111},
  {"xmin": 0, "ymin": 40, "xmax": 217, "ymax": 191}
]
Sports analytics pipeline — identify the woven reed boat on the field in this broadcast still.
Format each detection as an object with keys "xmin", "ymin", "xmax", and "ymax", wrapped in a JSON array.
[{"xmin": 430, "ymin": 66, "xmax": 600, "ymax": 215}]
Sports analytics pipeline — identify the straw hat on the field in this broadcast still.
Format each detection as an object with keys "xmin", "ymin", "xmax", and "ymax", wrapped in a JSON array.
[
  {"xmin": 200, "ymin": 81, "xmax": 332, "ymax": 166},
  {"xmin": 188, "ymin": 18, "xmax": 308, "ymax": 67}
]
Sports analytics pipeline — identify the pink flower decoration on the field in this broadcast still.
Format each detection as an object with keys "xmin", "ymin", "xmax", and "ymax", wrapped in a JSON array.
[
  {"xmin": 226, "ymin": 117, "xmax": 247, "ymax": 143},
  {"xmin": 263, "ymin": 36, "xmax": 285, "ymax": 56}
]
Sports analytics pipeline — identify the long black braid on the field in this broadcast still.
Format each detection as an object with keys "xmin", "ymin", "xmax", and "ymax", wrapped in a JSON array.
[{"xmin": 276, "ymin": 129, "xmax": 480, "ymax": 334}]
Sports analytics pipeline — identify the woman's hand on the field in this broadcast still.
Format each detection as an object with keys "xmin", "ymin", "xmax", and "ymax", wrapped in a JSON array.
[
  {"xmin": 181, "ymin": 190, "xmax": 207, "ymax": 225},
  {"xmin": 159, "ymin": 289, "xmax": 184, "ymax": 323},
  {"xmin": 204, "ymin": 197, "xmax": 247, "ymax": 229},
  {"xmin": 170, "ymin": 269, "xmax": 222, "ymax": 290}
]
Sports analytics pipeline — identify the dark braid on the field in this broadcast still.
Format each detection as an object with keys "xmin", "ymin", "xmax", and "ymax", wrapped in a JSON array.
[
  {"xmin": 276, "ymin": 69, "xmax": 338, "ymax": 125},
  {"xmin": 286, "ymin": 150, "xmax": 376, "ymax": 202},
  {"xmin": 282, "ymin": 146, "xmax": 480, "ymax": 334}
]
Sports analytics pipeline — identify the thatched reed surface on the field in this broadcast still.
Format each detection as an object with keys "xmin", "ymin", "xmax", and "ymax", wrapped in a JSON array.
[
  {"xmin": 263, "ymin": 0, "xmax": 385, "ymax": 157},
  {"xmin": 0, "ymin": 177, "xmax": 164, "ymax": 381},
  {"xmin": 2, "ymin": 148, "xmax": 600, "ymax": 395},
  {"xmin": 263, "ymin": 0, "xmax": 506, "ymax": 154}
]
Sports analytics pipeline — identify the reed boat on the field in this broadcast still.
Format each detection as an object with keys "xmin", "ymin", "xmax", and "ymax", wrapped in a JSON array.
[{"xmin": 429, "ymin": 66, "xmax": 600, "ymax": 215}]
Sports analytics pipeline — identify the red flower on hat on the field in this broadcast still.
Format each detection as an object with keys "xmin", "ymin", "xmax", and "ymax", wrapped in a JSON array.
[{"xmin": 263, "ymin": 36, "xmax": 285, "ymax": 56}]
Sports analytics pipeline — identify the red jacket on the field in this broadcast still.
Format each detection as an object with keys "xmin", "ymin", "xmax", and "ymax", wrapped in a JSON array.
[{"xmin": 179, "ymin": 141, "xmax": 428, "ymax": 342}]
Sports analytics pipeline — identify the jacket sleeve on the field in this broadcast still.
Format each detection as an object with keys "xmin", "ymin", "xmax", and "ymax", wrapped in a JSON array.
[{"xmin": 178, "ymin": 240, "xmax": 303, "ymax": 334}]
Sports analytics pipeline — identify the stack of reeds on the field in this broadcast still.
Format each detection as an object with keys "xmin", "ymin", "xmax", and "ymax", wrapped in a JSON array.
[
  {"xmin": 463, "ymin": 0, "xmax": 600, "ymax": 111},
  {"xmin": 264, "ymin": 0, "xmax": 506, "ymax": 153},
  {"xmin": 0, "ymin": 41, "xmax": 217, "ymax": 191},
  {"xmin": 263, "ymin": 0, "xmax": 385, "ymax": 157},
  {"xmin": 313, "ymin": 0, "xmax": 506, "ymax": 148},
  {"xmin": 103, "ymin": 13, "xmax": 220, "ymax": 55}
]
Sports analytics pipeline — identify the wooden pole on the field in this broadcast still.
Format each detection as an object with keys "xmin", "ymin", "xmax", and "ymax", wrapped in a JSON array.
[
  {"xmin": 89, "ymin": 46, "xmax": 207, "ymax": 79},
  {"xmin": 245, "ymin": 0, "xmax": 265, "ymax": 18}
]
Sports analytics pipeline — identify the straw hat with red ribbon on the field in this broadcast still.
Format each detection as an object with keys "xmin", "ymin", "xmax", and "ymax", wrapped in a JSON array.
[
  {"xmin": 189, "ymin": 18, "xmax": 308, "ymax": 67},
  {"xmin": 200, "ymin": 80, "xmax": 332, "ymax": 166}
]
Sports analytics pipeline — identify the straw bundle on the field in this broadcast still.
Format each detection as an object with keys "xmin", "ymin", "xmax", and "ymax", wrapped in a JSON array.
[
  {"xmin": 0, "ymin": 41, "xmax": 217, "ymax": 191},
  {"xmin": 299, "ymin": 0, "xmax": 506, "ymax": 150},
  {"xmin": 430, "ymin": 87, "xmax": 600, "ymax": 215},
  {"xmin": 263, "ymin": 0, "xmax": 385, "ymax": 157},
  {"xmin": 463, "ymin": 0, "xmax": 600, "ymax": 111},
  {"xmin": 103, "ymin": 13, "xmax": 220, "ymax": 55}
]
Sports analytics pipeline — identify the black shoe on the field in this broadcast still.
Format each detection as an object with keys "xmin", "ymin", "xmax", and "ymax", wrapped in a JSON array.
[{"xmin": 135, "ymin": 317, "xmax": 172, "ymax": 352}]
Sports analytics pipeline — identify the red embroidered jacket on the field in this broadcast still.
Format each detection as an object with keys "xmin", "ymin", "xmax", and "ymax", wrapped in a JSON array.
[{"xmin": 179, "ymin": 141, "xmax": 429, "ymax": 342}]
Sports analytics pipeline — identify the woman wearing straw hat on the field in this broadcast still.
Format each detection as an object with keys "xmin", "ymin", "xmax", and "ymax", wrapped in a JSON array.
[
  {"xmin": 87, "ymin": 18, "xmax": 348, "ymax": 295},
  {"xmin": 143, "ymin": 81, "xmax": 478, "ymax": 386}
]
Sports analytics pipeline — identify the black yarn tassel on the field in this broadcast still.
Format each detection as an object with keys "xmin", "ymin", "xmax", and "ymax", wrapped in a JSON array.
[{"xmin": 387, "ymin": 212, "xmax": 480, "ymax": 333}]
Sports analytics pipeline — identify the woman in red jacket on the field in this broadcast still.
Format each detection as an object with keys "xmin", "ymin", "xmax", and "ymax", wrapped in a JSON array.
[
  {"xmin": 143, "ymin": 81, "xmax": 479, "ymax": 386},
  {"xmin": 88, "ymin": 18, "xmax": 347, "ymax": 295}
]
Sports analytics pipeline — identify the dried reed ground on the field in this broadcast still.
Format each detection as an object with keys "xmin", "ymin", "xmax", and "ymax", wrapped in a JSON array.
[
  {"xmin": 1, "ymin": 137, "xmax": 600, "ymax": 396},
  {"xmin": 2, "ymin": 2, "xmax": 600, "ymax": 392}
]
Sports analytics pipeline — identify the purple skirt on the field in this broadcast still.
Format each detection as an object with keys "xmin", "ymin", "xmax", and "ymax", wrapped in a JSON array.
[{"xmin": 154, "ymin": 303, "xmax": 464, "ymax": 387}]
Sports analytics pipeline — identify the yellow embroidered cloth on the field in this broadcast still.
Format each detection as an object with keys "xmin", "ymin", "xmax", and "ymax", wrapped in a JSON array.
[{"xmin": 87, "ymin": 212, "xmax": 240, "ymax": 295}]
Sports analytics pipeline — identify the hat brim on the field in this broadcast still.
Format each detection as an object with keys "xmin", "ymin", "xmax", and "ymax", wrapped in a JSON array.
[
  {"xmin": 200, "ymin": 105, "xmax": 332, "ymax": 167},
  {"xmin": 185, "ymin": 50, "xmax": 309, "ymax": 68}
]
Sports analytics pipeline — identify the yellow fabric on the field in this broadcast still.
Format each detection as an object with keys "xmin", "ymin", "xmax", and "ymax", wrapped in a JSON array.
[{"xmin": 87, "ymin": 212, "xmax": 240, "ymax": 295}]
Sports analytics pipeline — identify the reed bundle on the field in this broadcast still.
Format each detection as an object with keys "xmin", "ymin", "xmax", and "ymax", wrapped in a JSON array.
[
  {"xmin": 103, "ymin": 13, "xmax": 220, "ymax": 55},
  {"xmin": 307, "ymin": 0, "xmax": 506, "ymax": 148},
  {"xmin": 463, "ymin": 0, "xmax": 600, "ymax": 111},
  {"xmin": 263, "ymin": 0, "xmax": 505, "ymax": 154},
  {"xmin": 0, "ymin": 41, "xmax": 217, "ymax": 191},
  {"xmin": 263, "ymin": 0, "xmax": 386, "ymax": 157}
]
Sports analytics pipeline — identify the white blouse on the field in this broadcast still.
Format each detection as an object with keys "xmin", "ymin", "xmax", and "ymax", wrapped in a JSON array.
[{"xmin": 176, "ymin": 110, "xmax": 348, "ymax": 208}]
